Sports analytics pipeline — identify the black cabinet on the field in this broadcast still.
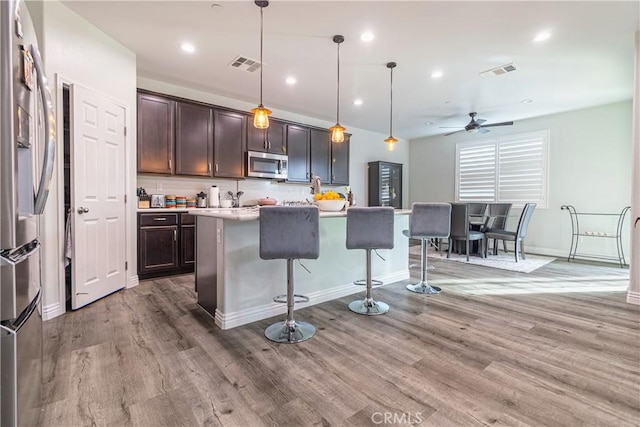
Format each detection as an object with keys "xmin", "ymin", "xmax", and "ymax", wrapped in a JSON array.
[
  {"xmin": 247, "ymin": 119, "xmax": 286, "ymax": 155},
  {"xmin": 137, "ymin": 93, "xmax": 175, "ymax": 174},
  {"xmin": 175, "ymin": 101, "xmax": 213, "ymax": 177},
  {"xmin": 214, "ymin": 110, "xmax": 246, "ymax": 178},
  {"xmin": 286, "ymin": 125, "xmax": 311, "ymax": 183},
  {"xmin": 138, "ymin": 212, "xmax": 196, "ymax": 280},
  {"xmin": 310, "ymin": 129, "xmax": 331, "ymax": 184},
  {"xmin": 331, "ymin": 134, "xmax": 350, "ymax": 185},
  {"xmin": 368, "ymin": 161, "xmax": 403, "ymax": 209}
]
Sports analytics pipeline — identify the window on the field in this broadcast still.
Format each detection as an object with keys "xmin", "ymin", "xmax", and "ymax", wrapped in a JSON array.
[{"xmin": 455, "ymin": 130, "xmax": 549, "ymax": 208}]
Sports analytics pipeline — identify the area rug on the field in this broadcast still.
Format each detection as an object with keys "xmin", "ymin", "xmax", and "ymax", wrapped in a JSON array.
[{"xmin": 409, "ymin": 245, "xmax": 555, "ymax": 273}]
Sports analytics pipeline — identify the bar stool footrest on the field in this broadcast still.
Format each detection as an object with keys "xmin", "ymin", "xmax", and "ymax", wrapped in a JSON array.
[
  {"xmin": 353, "ymin": 279, "xmax": 383, "ymax": 287},
  {"xmin": 273, "ymin": 294, "xmax": 310, "ymax": 304}
]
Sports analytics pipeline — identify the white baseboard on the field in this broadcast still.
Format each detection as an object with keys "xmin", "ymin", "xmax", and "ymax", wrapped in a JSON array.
[
  {"xmin": 627, "ymin": 290, "xmax": 640, "ymax": 305},
  {"xmin": 42, "ymin": 302, "xmax": 64, "ymax": 321},
  {"xmin": 128, "ymin": 274, "xmax": 139, "ymax": 288},
  {"xmin": 214, "ymin": 270, "xmax": 410, "ymax": 330}
]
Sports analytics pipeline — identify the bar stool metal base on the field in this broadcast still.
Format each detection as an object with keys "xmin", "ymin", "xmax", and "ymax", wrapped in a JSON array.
[
  {"xmin": 264, "ymin": 320, "xmax": 316, "ymax": 344},
  {"xmin": 348, "ymin": 299, "xmax": 390, "ymax": 315},
  {"xmin": 406, "ymin": 282, "xmax": 441, "ymax": 294}
]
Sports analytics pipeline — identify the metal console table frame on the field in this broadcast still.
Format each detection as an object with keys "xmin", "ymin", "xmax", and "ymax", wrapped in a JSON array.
[{"xmin": 560, "ymin": 205, "xmax": 630, "ymax": 267}]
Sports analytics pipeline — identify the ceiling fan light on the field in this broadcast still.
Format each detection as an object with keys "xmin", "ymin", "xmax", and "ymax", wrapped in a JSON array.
[
  {"xmin": 330, "ymin": 123, "xmax": 346, "ymax": 143},
  {"xmin": 467, "ymin": 128, "xmax": 479, "ymax": 133},
  {"xmin": 251, "ymin": 105, "xmax": 271, "ymax": 129}
]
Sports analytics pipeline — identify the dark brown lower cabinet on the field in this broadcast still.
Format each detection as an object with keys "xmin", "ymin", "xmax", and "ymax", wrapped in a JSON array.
[{"xmin": 138, "ymin": 212, "xmax": 196, "ymax": 280}]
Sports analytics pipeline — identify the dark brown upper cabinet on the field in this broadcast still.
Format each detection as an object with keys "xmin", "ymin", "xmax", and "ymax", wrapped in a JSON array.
[
  {"xmin": 331, "ymin": 134, "xmax": 350, "ymax": 185},
  {"xmin": 213, "ymin": 109, "xmax": 246, "ymax": 178},
  {"xmin": 175, "ymin": 101, "xmax": 213, "ymax": 177},
  {"xmin": 247, "ymin": 119, "xmax": 287, "ymax": 155},
  {"xmin": 137, "ymin": 93, "xmax": 175, "ymax": 174},
  {"xmin": 286, "ymin": 125, "xmax": 311, "ymax": 183},
  {"xmin": 310, "ymin": 129, "xmax": 331, "ymax": 184}
]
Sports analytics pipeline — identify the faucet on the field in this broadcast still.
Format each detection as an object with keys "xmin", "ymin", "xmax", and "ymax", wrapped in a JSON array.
[{"xmin": 227, "ymin": 191, "xmax": 244, "ymax": 207}]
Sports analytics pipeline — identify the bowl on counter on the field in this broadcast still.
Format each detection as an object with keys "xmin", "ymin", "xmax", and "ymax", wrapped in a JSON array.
[
  {"xmin": 220, "ymin": 199, "xmax": 233, "ymax": 208},
  {"xmin": 257, "ymin": 197, "xmax": 277, "ymax": 206},
  {"xmin": 315, "ymin": 199, "xmax": 346, "ymax": 212}
]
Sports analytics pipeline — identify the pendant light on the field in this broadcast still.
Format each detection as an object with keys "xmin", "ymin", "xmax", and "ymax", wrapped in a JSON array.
[
  {"xmin": 251, "ymin": 0, "xmax": 271, "ymax": 129},
  {"xmin": 384, "ymin": 62, "xmax": 398, "ymax": 151},
  {"xmin": 330, "ymin": 35, "xmax": 346, "ymax": 143}
]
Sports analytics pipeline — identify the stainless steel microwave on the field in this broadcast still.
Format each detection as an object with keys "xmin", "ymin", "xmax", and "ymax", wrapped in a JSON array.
[{"xmin": 246, "ymin": 151, "xmax": 288, "ymax": 179}]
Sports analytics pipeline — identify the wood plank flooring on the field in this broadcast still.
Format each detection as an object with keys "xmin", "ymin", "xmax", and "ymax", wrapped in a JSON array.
[{"xmin": 41, "ymin": 256, "xmax": 639, "ymax": 426}]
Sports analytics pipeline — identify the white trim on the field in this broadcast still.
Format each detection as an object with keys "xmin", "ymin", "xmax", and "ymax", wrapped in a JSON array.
[
  {"xmin": 213, "ymin": 270, "xmax": 410, "ymax": 330},
  {"xmin": 42, "ymin": 302, "xmax": 64, "ymax": 321},
  {"xmin": 128, "ymin": 275, "xmax": 139, "ymax": 288},
  {"xmin": 627, "ymin": 290, "xmax": 640, "ymax": 305}
]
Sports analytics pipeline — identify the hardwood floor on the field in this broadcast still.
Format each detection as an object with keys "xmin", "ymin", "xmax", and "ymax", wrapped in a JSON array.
[{"xmin": 41, "ymin": 257, "xmax": 639, "ymax": 426}]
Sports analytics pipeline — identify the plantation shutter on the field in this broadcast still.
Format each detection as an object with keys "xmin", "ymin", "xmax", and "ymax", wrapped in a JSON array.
[
  {"xmin": 497, "ymin": 131, "xmax": 548, "ymax": 207},
  {"xmin": 456, "ymin": 141, "xmax": 496, "ymax": 202}
]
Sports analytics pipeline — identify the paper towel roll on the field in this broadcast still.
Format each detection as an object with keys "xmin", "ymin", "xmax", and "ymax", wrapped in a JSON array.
[{"xmin": 209, "ymin": 185, "xmax": 220, "ymax": 207}]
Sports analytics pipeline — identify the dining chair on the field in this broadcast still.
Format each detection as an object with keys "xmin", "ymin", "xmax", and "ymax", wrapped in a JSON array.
[
  {"xmin": 484, "ymin": 203, "xmax": 536, "ymax": 262},
  {"xmin": 486, "ymin": 203, "xmax": 512, "ymax": 253},
  {"xmin": 448, "ymin": 203, "xmax": 486, "ymax": 261}
]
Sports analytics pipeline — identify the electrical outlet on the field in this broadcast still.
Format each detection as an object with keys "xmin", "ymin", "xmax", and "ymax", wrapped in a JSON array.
[{"xmin": 156, "ymin": 182, "xmax": 162, "ymax": 191}]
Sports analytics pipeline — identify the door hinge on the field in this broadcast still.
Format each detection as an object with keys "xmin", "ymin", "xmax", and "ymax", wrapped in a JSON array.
[
  {"xmin": 125, "ymin": 261, "xmax": 128, "ymax": 271},
  {"xmin": 124, "ymin": 194, "xmax": 127, "ymax": 203},
  {"xmin": 124, "ymin": 127, "xmax": 127, "ymax": 137}
]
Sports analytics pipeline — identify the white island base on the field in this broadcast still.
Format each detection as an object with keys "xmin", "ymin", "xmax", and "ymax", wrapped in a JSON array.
[{"xmin": 192, "ymin": 209, "xmax": 410, "ymax": 330}]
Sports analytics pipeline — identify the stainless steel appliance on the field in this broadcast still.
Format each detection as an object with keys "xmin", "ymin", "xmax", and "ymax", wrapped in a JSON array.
[
  {"xmin": 246, "ymin": 151, "xmax": 288, "ymax": 179},
  {"xmin": 1, "ymin": 0, "xmax": 56, "ymax": 425}
]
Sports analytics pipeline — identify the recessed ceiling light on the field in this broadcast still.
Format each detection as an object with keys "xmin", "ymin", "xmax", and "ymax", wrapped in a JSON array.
[
  {"xmin": 353, "ymin": 99, "xmax": 363, "ymax": 106},
  {"xmin": 533, "ymin": 31, "xmax": 551, "ymax": 43},
  {"xmin": 521, "ymin": 99, "xmax": 533, "ymax": 104},
  {"xmin": 181, "ymin": 42, "xmax": 196, "ymax": 53},
  {"xmin": 285, "ymin": 76, "xmax": 297, "ymax": 85},
  {"xmin": 430, "ymin": 70, "xmax": 443, "ymax": 79},
  {"xmin": 425, "ymin": 121, "xmax": 434, "ymax": 125},
  {"xmin": 444, "ymin": 100, "xmax": 451, "ymax": 104},
  {"xmin": 360, "ymin": 32, "xmax": 374, "ymax": 42}
]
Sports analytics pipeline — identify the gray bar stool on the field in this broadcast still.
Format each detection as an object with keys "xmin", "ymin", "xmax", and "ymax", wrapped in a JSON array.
[
  {"xmin": 346, "ymin": 207, "xmax": 395, "ymax": 315},
  {"xmin": 403, "ymin": 202, "xmax": 451, "ymax": 294},
  {"xmin": 260, "ymin": 206, "xmax": 320, "ymax": 343}
]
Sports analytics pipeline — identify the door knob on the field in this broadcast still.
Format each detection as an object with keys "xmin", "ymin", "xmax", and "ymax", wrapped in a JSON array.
[{"xmin": 77, "ymin": 207, "xmax": 89, "ymax": 214}]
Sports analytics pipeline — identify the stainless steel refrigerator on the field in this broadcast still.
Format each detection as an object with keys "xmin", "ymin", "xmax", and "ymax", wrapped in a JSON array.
[{"xmin": 1, "ymin": 0, "xmax": 56, "ymax": 425}]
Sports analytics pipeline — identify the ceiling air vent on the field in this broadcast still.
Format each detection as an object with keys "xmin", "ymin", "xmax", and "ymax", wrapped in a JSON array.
[
  {"xmin": 229, "ymin": 56, "xmax": 261, "ymax": 72},
  {"xmin": 479, "ymin": 63, "xmax": 518, "ymax": 78}
]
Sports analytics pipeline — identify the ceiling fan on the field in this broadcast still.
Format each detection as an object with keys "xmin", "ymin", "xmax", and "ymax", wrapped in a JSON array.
[{"xmin": 441, "ymin": 112, "xmax": 514, "ymax": 136}]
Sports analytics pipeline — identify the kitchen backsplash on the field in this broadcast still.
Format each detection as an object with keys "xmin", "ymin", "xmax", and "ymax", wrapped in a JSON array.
[{"xmin": 137, "ymin": 176, "xmax": 346, "ymax": 207}]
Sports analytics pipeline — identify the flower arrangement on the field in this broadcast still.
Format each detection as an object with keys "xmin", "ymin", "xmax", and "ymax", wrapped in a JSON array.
[{"xmin": 314, "ymin": 190, "xmax": 344, "ymax": 201}]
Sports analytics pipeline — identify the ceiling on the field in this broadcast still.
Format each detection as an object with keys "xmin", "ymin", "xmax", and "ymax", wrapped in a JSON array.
[{"xmin": 62, "ymin": 1, "xmax": 639, "ymax": 140}]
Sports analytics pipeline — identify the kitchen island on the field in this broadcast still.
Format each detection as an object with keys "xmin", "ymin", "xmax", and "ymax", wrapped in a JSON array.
[{"xmin": 190, "ymin": 207, "xmax": 410, "ymax": 330}]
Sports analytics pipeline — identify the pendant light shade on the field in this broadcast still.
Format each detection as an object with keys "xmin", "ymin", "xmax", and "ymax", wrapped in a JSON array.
[
  {"xmin": 330, "ymin": 35, "xmax": 346, "ymax": 143},
  {"xmin": 252, "ymin": 0, "xmax": 271, "ymax": 129},
  {"xmin": 385, "ymin": 62, "xmax": 398, "ymax": 151}
]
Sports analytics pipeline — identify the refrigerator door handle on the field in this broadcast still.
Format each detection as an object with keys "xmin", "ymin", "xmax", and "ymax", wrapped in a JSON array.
[
  {"xmin": 0, "ymin": 240, "xmax": 40, "ymax": 266},
  {"xmin": 31, "ymin": 45, "xmax": 56, "ymax": 214},
  {"xmin": 0, "ymin": 289, "xmax": 41, "ymax": 334}
]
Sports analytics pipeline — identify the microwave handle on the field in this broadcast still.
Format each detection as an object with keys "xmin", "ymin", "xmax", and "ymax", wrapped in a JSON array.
[{"xmin": 31, "ymin": 45, "xmax": 56, "ymax": 214}]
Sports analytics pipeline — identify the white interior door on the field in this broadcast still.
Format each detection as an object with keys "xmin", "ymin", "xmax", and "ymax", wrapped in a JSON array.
[{"xmin": 71, "ymin": 84, "xmax": 126, "ymax": 309}]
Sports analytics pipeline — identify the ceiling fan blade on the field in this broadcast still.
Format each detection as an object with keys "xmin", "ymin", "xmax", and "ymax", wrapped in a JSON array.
[
  {"xmin": 475, "ymin": 118, "xmax": 487, "ymax": 125},
  {"xmin": 479, "ymin": 128, "xmax": 490, "ymax": 134},
  {"xmin": 444, "ymin": 129, "xmax": 465, "ymax": 136},
  {"xmin": 439, "ymin": 126, "xmax": 464, "ymax": 129},
  {"xmin": 482, "ymin": 121, "xmax": 514, "ymax": 128}
]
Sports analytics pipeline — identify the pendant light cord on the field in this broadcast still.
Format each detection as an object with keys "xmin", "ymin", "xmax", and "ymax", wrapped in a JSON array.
[
  {"xmin": 389, "ymin": 65, "xmax": 393, "ymax": 136},
  {"xmin": 336, "ymin": 42, "xmax": 340, "ymax": 124},
  {"xmin": 259, "ymin": 5, "xmax": 264, "ymax": 106}
]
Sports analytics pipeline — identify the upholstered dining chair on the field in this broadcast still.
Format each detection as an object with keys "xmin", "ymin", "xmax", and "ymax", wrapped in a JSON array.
[
  {"xmin": 484, "ymin": 203, "xmax": 536, "ymax": 262},
  {"xmin": 485, "ymin": 203, "xmax": 512, "ymax": 253},
  {"xmin": 448, "ymin": 203, "xmax": 486, "ymax": 261}
]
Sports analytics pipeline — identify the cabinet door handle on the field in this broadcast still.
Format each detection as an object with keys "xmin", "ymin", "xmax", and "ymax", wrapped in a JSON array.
[
  {"xmin": 332, "ymin": 174, "xmax": 335, "ymax": 181},
  {"xmin": 268, "ymin": 141, "xmax": 271, "ymax": 150},
  {"xmin": 153, "ymin": 217, "xmax": 167, "ymax": 221},
  {"xmin": 169, "ymin": 159, "xmax": 172, "ymax": 169},
  {"xmin": 208, "ymin": 162, "xmax": 211, "ymax": 173},
  {"xmin": 215, "ymin": 164, "xmax": 219, "ymax": 173},
  {"xmin": 264, "ymin": 140, "xmax": 267, "ymax": 150},
  {"xmin": 173, "ymin": 229, "xmax": 177, "ymax": 241},
  {"xmin": 306, "ymin": 172, "xmax": 309, "ymax": 179}
]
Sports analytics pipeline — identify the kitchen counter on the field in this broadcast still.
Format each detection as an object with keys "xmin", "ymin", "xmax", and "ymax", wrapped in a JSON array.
[{"xmin": 194, "ymin": 207, "xmax": 410, "ymax": 330}]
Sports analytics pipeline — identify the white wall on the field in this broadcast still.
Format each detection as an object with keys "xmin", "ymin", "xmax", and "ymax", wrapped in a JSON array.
[
  {"xmin": 137, "ymin": 77, "xmax": 410, "ymax": 209},
  {"xmin": 628, "ymin": 31, "xmax": 640, "ymax": 305},
  {"xmin": 409, "ymin": 101, "xmax": 633, "ymax": 261},
  {"xmin": 29, "ymin": 0, "xmax": 137, "ymax": 319}
]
